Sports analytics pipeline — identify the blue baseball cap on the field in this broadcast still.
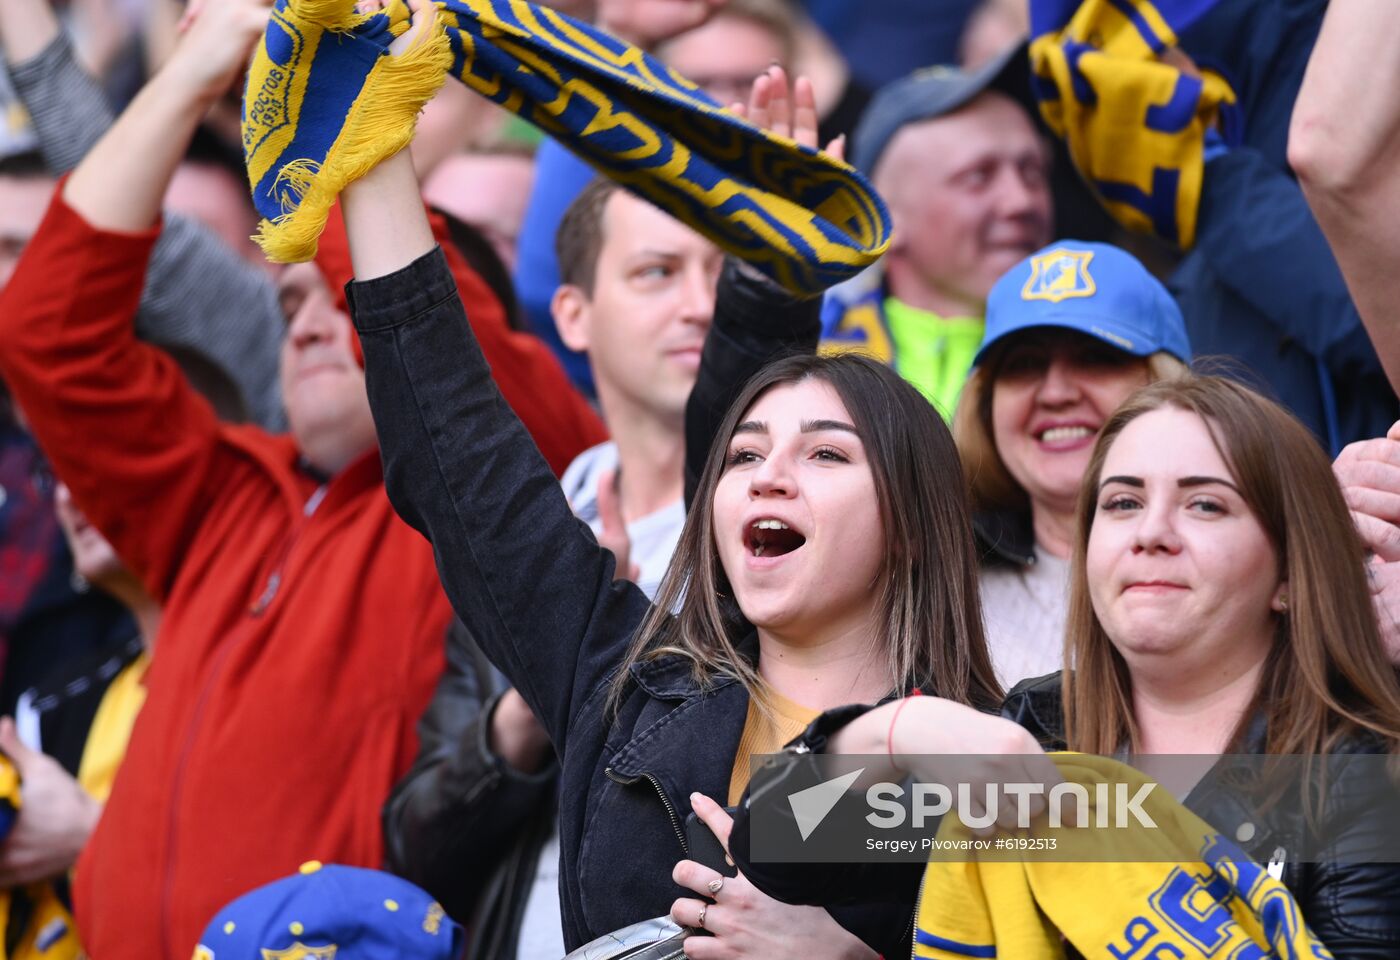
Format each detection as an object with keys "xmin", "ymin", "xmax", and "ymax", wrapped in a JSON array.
[
  {"xmin": 975, "ymin": 241, "xmax": 1191, "ymax": 367},
  {"xmin": 852, "ymin": 41, "xmax": 1031, "ymax": 175},
  {"xmin": 193, "ymin": 862, "xmax": 462, "ymax": 960}
]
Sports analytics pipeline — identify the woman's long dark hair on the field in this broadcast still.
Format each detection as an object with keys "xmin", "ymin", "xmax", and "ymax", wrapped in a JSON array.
[{"xmin": 610, "ymin": 353, "xmax": 1001, "ymax": 714}]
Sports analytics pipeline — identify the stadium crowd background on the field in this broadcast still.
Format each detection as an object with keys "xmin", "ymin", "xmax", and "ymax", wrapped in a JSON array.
[{"xmin": 2, "ymin": 0, "xmax": 1400, "ymax": 956}]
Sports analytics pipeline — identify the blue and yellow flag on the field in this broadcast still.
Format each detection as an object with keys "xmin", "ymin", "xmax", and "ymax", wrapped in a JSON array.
[
  {"xmin": 1028, "ymin": 0, "xmax": 1238, "ymax": 249},
  {"xmin": 241, "ymin": 0, "xmax": 891, "ymax": 295}
]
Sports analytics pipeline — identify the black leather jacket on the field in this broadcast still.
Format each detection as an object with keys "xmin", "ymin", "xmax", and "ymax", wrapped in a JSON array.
[
  {"xmin": 1003, "ymin": 673, "xmax": 1400, "ymax": 957},
  {"xmin": 972, "ymin": 508, "xmax": 1036, "ymax": 569},
  {"xmin": 382, "ymin": 619, "xmax": 558, "ymax": 960}
]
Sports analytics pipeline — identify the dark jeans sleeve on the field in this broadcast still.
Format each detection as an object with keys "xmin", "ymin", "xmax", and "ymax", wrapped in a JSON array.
[{"xmin": 347, "ymin": 246, "xmax": 655, "ymax": 750}]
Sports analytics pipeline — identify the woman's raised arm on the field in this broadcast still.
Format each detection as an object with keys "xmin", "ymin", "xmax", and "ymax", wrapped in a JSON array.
[{"xmin": 342, "ymin": 143, "xmax": 651, "ymax": 752}]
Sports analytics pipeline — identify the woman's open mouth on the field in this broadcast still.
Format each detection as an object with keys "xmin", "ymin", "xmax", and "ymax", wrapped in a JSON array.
[{"xmin": 745, "ymin": 518, "xmax": 807, "ymax": 558}]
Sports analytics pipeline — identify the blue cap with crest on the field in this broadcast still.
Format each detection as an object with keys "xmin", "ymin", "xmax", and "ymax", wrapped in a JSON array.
[{"xmin": 976, "ymin": 240, "xmax": 1191, "ymax": 366}]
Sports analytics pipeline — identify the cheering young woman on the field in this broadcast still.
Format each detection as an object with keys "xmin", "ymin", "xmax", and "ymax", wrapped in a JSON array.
[{"xmin": 333, "ymin": 13, "xmax": 999, "ymax": 960}]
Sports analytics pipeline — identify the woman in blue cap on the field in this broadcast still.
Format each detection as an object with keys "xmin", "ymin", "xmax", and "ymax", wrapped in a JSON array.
[{"xmin": 950, "ymin": 241, "xmax": 1190, "ymax": 689}]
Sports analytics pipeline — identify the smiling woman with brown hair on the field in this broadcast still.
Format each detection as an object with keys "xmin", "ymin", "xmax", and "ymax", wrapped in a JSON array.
[
  {"xmin": 951, "ymin": 240, "xmax": 1190, "ymax": 689},
  {"xmin": 1000, "ymin": 374, "xmax": 1400, "ymax": 952}
]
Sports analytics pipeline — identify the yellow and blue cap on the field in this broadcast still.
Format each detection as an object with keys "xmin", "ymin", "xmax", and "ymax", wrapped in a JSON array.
[
  {"xmin": 192, "ymin": 862, "xmax": 461, "ymax": 960},
  {"xmin": 976, "ymin": 240, "xmax": 1191, "ymax": 366}
]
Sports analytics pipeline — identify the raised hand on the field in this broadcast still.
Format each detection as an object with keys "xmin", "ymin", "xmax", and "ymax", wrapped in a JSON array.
[
  {"xmin": 63, "ymin": 0, "xmax": 272, "ymax": 230},
  {"xmin": 1334, "ymin": 421, "xmax": 1400, "ymax": 560},
  {"xmin": 339, "ymin": 0, "xmax": 443, "ymax": 279},
  {"xmin": 729, "ymin": 65, "xmax": 845, "ymax": 163},
  {"xmin": 355, "ymin": 0, "xmax": 441, "ymax": 57},
  {"xmin": 165, "ymin": 0, "xmax": 274, "ymax": 102},
  {"xmin": 1333, "ymin": 421, "xmax": 1400, "ymax": 664}
]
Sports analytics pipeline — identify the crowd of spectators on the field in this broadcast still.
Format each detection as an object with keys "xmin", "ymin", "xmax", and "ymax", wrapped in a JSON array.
[{"xmin": 2, "ymin": 0, "xmax": 1400, "ymax": 957}]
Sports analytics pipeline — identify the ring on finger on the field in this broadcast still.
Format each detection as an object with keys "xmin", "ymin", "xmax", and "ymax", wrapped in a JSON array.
[
  {"xmin": 707, "ymin": 877, "xmax": 724, "ymax": 896},
  {"xmin": 697, "ymin": 905, "xmax": 707, "ymax": 929}
]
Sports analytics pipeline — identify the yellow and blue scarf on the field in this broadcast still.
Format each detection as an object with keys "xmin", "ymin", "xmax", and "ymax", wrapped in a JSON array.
[
  {"xmin": 241, "ymin": 0, "xmax": 891, "ymax": 294},
  {"xmin": 1028, "ymin": 0, "xmax": 1238, "ymax": 249},
  {"xmin": 914, "ymin": 754, "xmax": 1331, "ymax": 960}
]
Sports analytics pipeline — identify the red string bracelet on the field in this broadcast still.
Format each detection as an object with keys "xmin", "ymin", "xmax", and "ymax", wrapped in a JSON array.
[{"xmin": 887, "ymin": 688, "xmax": 923, "ymax": 766}]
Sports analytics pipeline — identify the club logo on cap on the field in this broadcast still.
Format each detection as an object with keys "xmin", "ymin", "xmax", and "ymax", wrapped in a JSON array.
[
  {"xmin": 1022, "ymin": 249, "xmax": 1096, "ymax": 303},
  {"xmin": 260, "ymin": 944, "xmax": 337, "ymax": 960}
]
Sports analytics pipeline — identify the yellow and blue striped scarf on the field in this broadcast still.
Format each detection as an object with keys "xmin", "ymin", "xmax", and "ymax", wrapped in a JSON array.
[
  {"xmin": 1028, "ymin": 0, "xmax": 1237, "ymax": 249},
  {"xmin": 914, "ymin": 755, "xmax": 1331, "ymax": 960},
  {"xmin": 240, "ymin": 0, "xmax": 891, "ymax": 294}
]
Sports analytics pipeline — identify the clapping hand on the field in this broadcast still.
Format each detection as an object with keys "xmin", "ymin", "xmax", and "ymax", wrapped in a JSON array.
[{"xmin": 597, "ymin": 468, "xmax": 642, "ymax": 584}]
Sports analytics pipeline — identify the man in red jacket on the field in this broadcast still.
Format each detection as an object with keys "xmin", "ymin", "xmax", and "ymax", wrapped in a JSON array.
[{"xmin": 0, "ymin": 0, "xmax": 605, "ymax": 956}]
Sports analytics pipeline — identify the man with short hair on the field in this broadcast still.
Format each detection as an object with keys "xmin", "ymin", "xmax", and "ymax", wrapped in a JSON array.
[
  {"xmin": 0, "ymin": 0, "xmax": 604, "ymax": 954},
  {"xmin": 821, "ymin": 50, "xmax": 1053, "ymax": 418},
  {"xmin": 553, "ymin": 178, "xmax": 720, "ymax": 594}
]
